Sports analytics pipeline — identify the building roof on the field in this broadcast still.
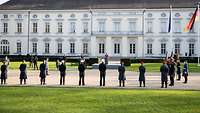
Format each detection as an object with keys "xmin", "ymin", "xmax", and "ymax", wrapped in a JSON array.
[{"xmin": 0, "ymin": 0, "xmax": 199, "ymax": 10}]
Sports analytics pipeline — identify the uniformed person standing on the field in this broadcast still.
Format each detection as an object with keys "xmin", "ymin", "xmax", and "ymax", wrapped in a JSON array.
[
  {"xmin": 118, "ymin": 62, "xmax": 126, "ymax": 87},
  {"xmin": 183, "ymin": 61, "xmax": 188, "ymax": 84},
  {"xmin": 33, "ymin": 56, "xmax": 38, "ymax": 70},
  {"xmin": 160, "ymin": 60, "xmax": 169, "ymax": 88},
  {"xmin": 19, "ymin": 60, "xmax": 27, "ymax": 85},
  {"xmin": 45, "ymin": 58, "xmax": 49, "ymax": 75},
  {"xmin": 168, "ymin": 58, "xmax": 175, "ymax": 86},
  {"xmin": 139, "ymin": 61, "xmax": 146, "ymax": 87},
  {"xmin": 99, "ymin": 59, "xmax": 106, "ymax": 86},
  {"xmin": 176, "ymin": 60, "xmax": 181, "ymax": 81},
  {"xmin": 78, "ymin": 60, "xmax": 86, "ymax": 86},
  {"xmin": 59, "ymin": 60, "xmax": 66, "ymax": 85},
  {"xmin": 0, "ymin": 61, "xmax": 7, "ymax": 85},
  {"xmin": 39, "ymin": 60, "xmax": 46, "ymax": 85}
]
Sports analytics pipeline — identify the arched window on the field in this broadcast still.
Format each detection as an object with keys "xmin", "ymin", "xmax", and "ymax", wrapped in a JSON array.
[{"xmin": 0, "ymin": 40, "xmax": 10, "ymax": 55}]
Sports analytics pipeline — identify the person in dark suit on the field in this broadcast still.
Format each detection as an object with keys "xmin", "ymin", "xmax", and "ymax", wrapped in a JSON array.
[
  {"xmin": 160, "ymin": 60, "xmax": 169, "ymax": 88},
  {"xmin": 0, "ymin": 61, "xmax": 7, "ymax": 85},
  {"xmin": 78, "ymin": 60, "xmax": 86, "ymax": 86},
  {"xmin": 182, "ymin": 61, "xmax": 188, "ymax": 83},
  {"xmin": 176, "ymin": 60, "xmax": 181, "ymax": 80},
  {"xmin": 118, "ymin": 62, "xmax": 126, "ymax": 87},
  {"xmin": 99, "ymin": 59, "xmax": 107, "ymax": 86},
  {"xmin": 139, "ymin": 61, "xmax": 146, "ymax": 87},
  {"xmin": 39, "ymin": 60, "xmax": 46, "ymax": 85},
  {"xmin": 168, "ymin": 58, "xmax": 175, "ymax": 86},
  {"xmin": 19, "ymin": 60, "xmax": 27, "ymax": 85},
  {"xmin": 59, "ymin": 60, "xmax": 66, "ymax": 85}
]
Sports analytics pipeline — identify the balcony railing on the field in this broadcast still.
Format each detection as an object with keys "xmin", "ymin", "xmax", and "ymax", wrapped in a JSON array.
[{"xmin": 93, "ymin": 31, "xmax": 143, "ymax": 35}]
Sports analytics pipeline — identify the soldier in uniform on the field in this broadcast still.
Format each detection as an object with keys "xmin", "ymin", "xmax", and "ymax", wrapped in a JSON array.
[
  {"xmin": 160, "ymin": 60, "xmax": 169, "ymax": 88},
  {"xmin": 139, "ymin": 61, "xmax": 146, "ymax": 87},
  {"xmin": 39, "ymin": 60, "xmax": 46, "ymax": 85},
  {"xmin": 78, "ymin": 60, "xmax": 86, "ymax": 86},
  {"xmin": 19, "ymin": 60, "xmax": 27, "ymax": 85},
  {"xmin": 168, "ymin": 58, "xmax": 175, "ymax": 86},
  {"xmin": 33, "ymin": 56, "xmax": 38, "ymax": 70},
  {"xmin": 99, "ymin": 59, "xmax": 107, "ymax": 86},
  {"xmin": 176, "ymin": 60, "xmax": 181, "ymax": 80},
  {"xmin": 59, "ymin": 60, "xmax": 66, "ymax": 85},
  {"xmin": 183, "ymin": 61, "xmax": 188, "ymax": 83},
  {"xmin": 0, "ymin": 61, "xmax": 7, "ymax": 85},
  {"xmin": 45, "ymin": 58, "xmax": 49, "ymax": 75},
  {"xmin": 118, "ymin": 62, "xmax": 126, "ymax": 87}
]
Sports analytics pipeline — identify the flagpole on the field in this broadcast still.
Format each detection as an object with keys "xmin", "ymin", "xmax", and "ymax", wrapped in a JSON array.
[
  {"xmin": 197, "ymin": 2, "xmax": 200, "ymax": 66},
  {"xmin": 170, "ymin": 5, "xmax": 173, "ymax": 57}
]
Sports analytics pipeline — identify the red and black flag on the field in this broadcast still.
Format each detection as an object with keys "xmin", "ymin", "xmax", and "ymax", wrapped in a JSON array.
[{"xmin": 184, "ymin": 7, "xmax": 199, "ymax": 32}]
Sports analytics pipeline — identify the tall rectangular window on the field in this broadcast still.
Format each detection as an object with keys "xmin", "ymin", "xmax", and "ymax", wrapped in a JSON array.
[
  {"xmin": 114, "ymin": 43, "xmax": 120, "ymax": 54},
  {"xmin": 44, "ymin": 43, "xmax": 50, "ymax": 54},
  {"xmin": 33, "ymin": 22, "xmax": 37, "ymax": 33},
  {"xmin": 57, "ymin": 43, "xmax": 62, "ymax": 54},
  {"xmin": 70, "ymin": 42, "xmax": 75, "ymax": 54},
  {"xmin": 189, "ymin": 43, "xmax": 195, "ymax": 56},
  {"xmin": 83, "ymin": 22, "xmax": 88, "ymax": 33},
  {"xmin": 70, "ymin": 22, "xmax": 76, "ymax": 33},
  {"xmin": 45, "ymin": 22, "xmax": 50, "ymax": 33},
  {"xmin": 32, "ymin": 42, "xmax": 37, "ymax": 53},
  {"xmin": 17, "ymin": 23, "xmax": 22, "ymax": 33},
  {"xmin": 58, "ymin": 22, "xmax": 62, "ymax": 33},
  {"xmin": 99, "ymin": 43, "xmax": 105, "ymax": 54},
  {"xmin": 147, "ymin": 21, "xmax": 153, "ymax": 33},
  {"xmin": 160, "ymin": 21, "xmax": 167, "ymax": 33},
  {"xmin": 16, "ymin": 42, "xmax": 21, "ymax": 53},
  {"xmin": 175, "ymin": 43, "xmax": 180, "ymax": 54},
  {"xmin": 113, "ymin": 22, "xmax": 120, "ymax": 32},
  {"xmin": 3, "ymin": 23, "xmax": 8, "ymax": 33},
  {"xmin": 98, "ymin": 22, "xmax": 105, "ymax": 32},
  {"xmin": 174, "ymin": 21, "xmax": 181, "ymax": 33},
  {"xmin": 161, "ymin": 43, "xmax": 166, "ymax": 54},
  {"xmin": 129, "ymin": 22, "xmax": 136, "ymax": 32},
  {"xmin": 83, "ymin": 43, "xmax": 88, "ymax": 54},
  {"xmin": 147, "ymin": 43, "xmax": 152, "ymax": 54},
  {"xmin": 130, "ymin": 43, "xmax": 136, "ymax": 54}
]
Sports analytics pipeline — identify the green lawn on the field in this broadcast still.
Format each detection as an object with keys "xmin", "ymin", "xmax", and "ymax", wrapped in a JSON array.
[
  {"xmin": 0, "ymin": 87, "xmax": 200, "ymax": 113},
  {"xmin": 126, "ymin": 63, "xmax": 200, "ymax": 72},
  {"xmin": 5, "ymin": 62, "xmax": 200, "ymax": 72}
]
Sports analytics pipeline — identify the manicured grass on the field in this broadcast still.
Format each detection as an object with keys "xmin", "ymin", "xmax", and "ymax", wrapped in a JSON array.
[
  {"xmin": 126, "ymin": 63, "xmax": 200, "ymax": 72},
  {"xmin": 0, "ymin": 87, "xmax": 200, "ymax": 113}
]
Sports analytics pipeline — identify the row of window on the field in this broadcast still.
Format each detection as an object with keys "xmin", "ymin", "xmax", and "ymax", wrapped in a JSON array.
[
  {"xmin": 2, "ymin": 22, "xmax": 89, "ymax": 33},
  {"xmin": 146, "ymin": 20, "xmax": 195, "ymax": 33}
]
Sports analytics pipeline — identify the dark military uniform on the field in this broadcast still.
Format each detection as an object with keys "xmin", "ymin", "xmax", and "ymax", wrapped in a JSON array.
[
  {"xmin": 139, "ymin": 65, "xmax": 146, "ymax": 87},
  {"xmin": 99, "ymin": 62, "xmax": 106, "ymax": 86},
  {"xmin": 160, "ymin": 64, "xmax": 169, "ymax": 88},
  {"xmin": 19, "ymin": 63, "xmax": 27, "ymax": 85},
  {"xmin": 78, "ymin": 63, "xmax": 85, "ymax": 86},
  {"xmin": 33, "ymin": 56, "xmax": 38, "ymax": 70},
  {"xmin": 183, "ymin": 63, "xmax": 188, "ymax": 83},
  {"xmin": 118, "ymin": 65, "xmax": 126, "ymax": 87},
  {"xmin": 168, "ymin": 63, "xmax": 175, "ymax": 86},
  {"xmin": 0, "ymin": 64, "xmax": 7, "ymax": 84},
  {"xmin": 176, "ymin": 62, "xmax": 181, "ymax": 80},
  {"xmin": 39, "ymin": 63, "xmax": 46, "ymax": 85},
  {"xmin": 59, "ymin": 63, "xmax": 66, "ymax": 85}
]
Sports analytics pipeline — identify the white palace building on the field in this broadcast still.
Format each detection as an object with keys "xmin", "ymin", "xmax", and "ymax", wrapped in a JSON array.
[{"xmin": 0, "ymin": 0, "xmax": 199, "ymax": 59}]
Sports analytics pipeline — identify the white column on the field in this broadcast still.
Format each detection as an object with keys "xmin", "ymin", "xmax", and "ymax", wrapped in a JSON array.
[
  {"xmin": 91, "ymin": 36, "xmax": 96, "ymax": 57},
  {"xmin": 122, "ymin": 36, "xmax": 128, "ymax": 57},
  {"xmin": 137, "ymin": 36, "xmax": 144, "ymax": 58},
  {"xmin": 106, "ymin": 36, "xmax": 112, "ymax": 56}
]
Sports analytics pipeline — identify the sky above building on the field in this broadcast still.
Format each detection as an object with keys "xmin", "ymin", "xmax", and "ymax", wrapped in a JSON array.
[{"xmin": 0, "ymin": 0, "xmax": 8, "ymax": 4}]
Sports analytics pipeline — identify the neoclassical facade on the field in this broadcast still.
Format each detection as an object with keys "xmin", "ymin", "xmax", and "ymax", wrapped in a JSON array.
[{"xmin": 0, "ymin": 0, "xmax": 199, "ymax": 59}]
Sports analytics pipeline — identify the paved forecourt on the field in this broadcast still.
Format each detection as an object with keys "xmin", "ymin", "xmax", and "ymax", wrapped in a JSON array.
[{"xmin": 3, "ymin": 69, "xmax": 200, "ymax": 90}]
